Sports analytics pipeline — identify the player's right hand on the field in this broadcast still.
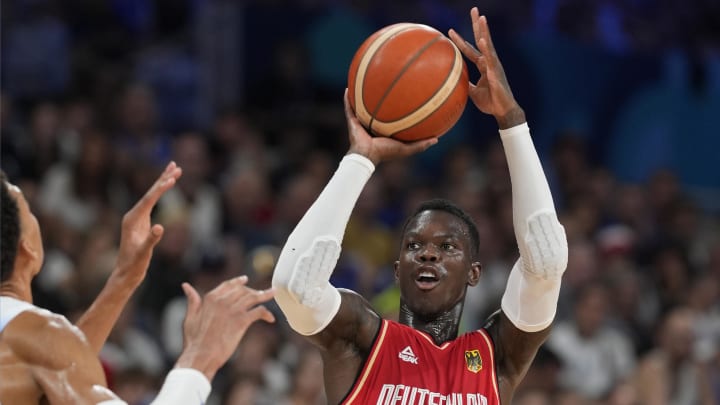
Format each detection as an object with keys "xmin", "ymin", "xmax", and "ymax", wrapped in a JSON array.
[
  {"xmin": 344, "ymin": 89, "xmax": 437, "ymax": 165},
  {"xmin": 448, "ymin": 8, "xmax": 526, "ymax": 129}
]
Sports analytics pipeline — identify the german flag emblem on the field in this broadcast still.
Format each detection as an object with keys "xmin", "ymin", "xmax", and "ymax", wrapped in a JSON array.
[{"xmin": 465, "ymin": 349, "xmax": 482, "ymax": 373}]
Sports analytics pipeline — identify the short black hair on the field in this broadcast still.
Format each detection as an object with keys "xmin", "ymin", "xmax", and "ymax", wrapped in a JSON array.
[
  {"xmin": 1, "ymin": 170, "xmax": 20, "ymax": 282},
  {"xmin": 401, "ymin": 198, "xmax": 480, "ymax": 261}
]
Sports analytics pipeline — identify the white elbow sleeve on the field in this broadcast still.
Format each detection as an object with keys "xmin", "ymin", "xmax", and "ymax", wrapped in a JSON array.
[
  {"xmin": 519, "ymin": 211, "xmax": 568, "ymax": 279},
  {"xmin": 274, "ymin": 236, "xmax": 343, "ymax": 335},
  {"xmin": 288, "ymin": 237, "xmax": 342, "ymax": 308},
  {"xmin": 501, "ymin": 211, "xmax": 568, "ymax": 332}
]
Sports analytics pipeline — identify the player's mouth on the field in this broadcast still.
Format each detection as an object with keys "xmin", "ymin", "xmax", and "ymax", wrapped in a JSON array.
[{"xmin": 414, "ymin": 267, "xmax": 441, "ymax": 291}]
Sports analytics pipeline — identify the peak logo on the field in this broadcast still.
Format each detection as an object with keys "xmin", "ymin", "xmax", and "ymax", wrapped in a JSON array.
[{"xmin": 398, "ymin": 346, "xmax": 418, "ymax": 364}]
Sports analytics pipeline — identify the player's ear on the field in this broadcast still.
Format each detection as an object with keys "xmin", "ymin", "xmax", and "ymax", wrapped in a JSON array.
[
  {"xmin": 467, "ymin": 262, "xmax": 481, "ymax": 286},
  {"xmin": 18, "ymin": 238, "xmax": 40, "ymax": 261},
  {"xmin": 14, "ymin": 238, "xmax": 41, "ymax": 277},
  {"xmin": 394, "ymin": 261, "xmax": 400, "ymax": 283}
]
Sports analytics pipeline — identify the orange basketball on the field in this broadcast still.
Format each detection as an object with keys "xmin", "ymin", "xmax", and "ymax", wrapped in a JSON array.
[{"xmin": 348, "ymin": 23, "xmax": 469, "ymax": 141}]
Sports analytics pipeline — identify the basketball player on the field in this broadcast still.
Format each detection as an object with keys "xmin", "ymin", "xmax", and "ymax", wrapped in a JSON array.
[
  {"xmin": 272, "ymin": 8, "xmax": 568, "ymax": 404},
  {"xmin": 0, "ymin": 165, "xmax": 275, "ymax": 404}
]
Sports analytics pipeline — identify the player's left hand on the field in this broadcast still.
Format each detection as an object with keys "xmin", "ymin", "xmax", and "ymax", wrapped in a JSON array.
[
  {"xmin": 113, "ymin": 161, "xmax": 182, "ymax": 286},
  {"xmin": 449, "ymin": 7, "xmax": 525, "ymax": 128}
]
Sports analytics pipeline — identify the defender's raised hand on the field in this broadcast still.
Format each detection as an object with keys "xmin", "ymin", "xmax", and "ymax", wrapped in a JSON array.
[
  {"xmin": 344, "ymin": 89, "xmax": 438, "ymax": 165},
  {"xmin": 448, "ymin": 7, "xmax": 526, "ymax": 129},
  {"xmin": 115, "ymin": 161, "xmax": 183, "ymax": 285},
  {"xmin": 76, "ymin": 161, "xmax": 182, "ymax": 353},
  {"xmin": 177, "ymin": 276, "xmax": 275, "ymax": 381}
]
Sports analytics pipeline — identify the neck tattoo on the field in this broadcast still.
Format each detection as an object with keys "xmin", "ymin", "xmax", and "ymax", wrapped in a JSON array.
[{"xmin": 399, "ymin": 300, "xmax": 464, "ymax": 345}]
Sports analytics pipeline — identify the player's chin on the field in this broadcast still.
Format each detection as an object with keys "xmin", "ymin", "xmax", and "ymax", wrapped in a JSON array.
[{"xmin": 407, "ymin": 298, "xmax": 444, "ymax": 319}]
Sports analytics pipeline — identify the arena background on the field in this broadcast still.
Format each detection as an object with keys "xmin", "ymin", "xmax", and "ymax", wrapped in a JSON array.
[{"xmin": 1, "ymin": 1, "xmax": 719, "ymax": 404}]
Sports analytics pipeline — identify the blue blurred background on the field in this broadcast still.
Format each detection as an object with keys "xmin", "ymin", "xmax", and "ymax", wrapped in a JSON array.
[{"xmin": 2, "ymin": 1, "xmax": 719, "ymax": 404}]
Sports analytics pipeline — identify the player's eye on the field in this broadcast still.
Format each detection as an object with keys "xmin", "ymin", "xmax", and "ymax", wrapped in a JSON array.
[
  {"xmin": 441, "ymin": 243, "xmax": 456, "ymax": 251},
  {"xmin": 407, "ymin": 242, "xmax": 421, "ymax": 250}
]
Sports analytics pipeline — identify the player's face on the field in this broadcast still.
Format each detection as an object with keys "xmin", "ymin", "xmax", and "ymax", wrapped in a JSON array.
[
  {"xmin": 6, "ymin": 182, "xmax": 44, "ymax": 275},
  {"xmin": 395, "ymin": 210, "xmax": 480, "ymax": 318}
]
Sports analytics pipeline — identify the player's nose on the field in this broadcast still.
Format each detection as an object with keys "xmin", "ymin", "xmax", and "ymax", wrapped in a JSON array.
[{"xmin": 419, "ymin": 244, "xmax": 439, "ymax": 262}]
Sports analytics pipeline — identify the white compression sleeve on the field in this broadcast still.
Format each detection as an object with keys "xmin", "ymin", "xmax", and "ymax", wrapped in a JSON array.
[
  {"xmin": 149, "ymin": 368, "xmax": 211, "ymax": 405},
  {"xmin": 499, "ymin": 123, "xmax": 568, "ymax": 332},
  {"xmin": 97, "ymin": 368, "xmax": 211, "ymax": 405},
  {"xmin": 272, "ymin": 154, "xmax": 375, "ymax": 335}
]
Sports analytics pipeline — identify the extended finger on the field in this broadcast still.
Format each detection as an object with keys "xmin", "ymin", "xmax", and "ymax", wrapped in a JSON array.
[
  {"xmin": 478, "ymin": 15, "xmax": 497, "ymax": 56},
  {"xmin": 344, "ymin": 89, "xmax": 359, "ymax": 132},
  {"xmin": 476, "ymin": 38, "xmax": 497, "ymax": 79},
  {"xmin": 224, "ymin": 275, "xmax": 250, "ymax": 289},
  {"xmin": 134, "ymin": 162, "xmax": 182, "ymax": 214},
  {"xmin": 343, "ymin": 89, "xmax": 357, "ymax": 121},
  {"xmin": 476, "ymin": 49, "xmax": 489, "ymax": 75},
  {"xmin": 448, "ymin": 29, "xmax": 481, "ymax": 63},
  {"xmin": 244, "ymin": 305, "xmax": 276, "ymax": 324},
  {"xmin": 232, "ymin": 287, "xmax": 275, "ymax": 309},
  {"xmin": 182, "ymin": 282, "xmax": 202, "ymax": 317},
  {"xmin": 471, "ymin": 7, "xmax": 483, "ymax": 51},
  {"xmin": 399, "ymin": 137, "xmax": 438, "ymax": 157},
  {"xmin": 212, "ymin": 275, "xmax": 249, "ymax": 296}
]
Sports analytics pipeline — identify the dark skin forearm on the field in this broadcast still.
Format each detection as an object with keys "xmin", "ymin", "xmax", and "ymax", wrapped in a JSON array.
[{"xmin": 495, "ymin": 106, "xmax": 526, "ymax": 130}]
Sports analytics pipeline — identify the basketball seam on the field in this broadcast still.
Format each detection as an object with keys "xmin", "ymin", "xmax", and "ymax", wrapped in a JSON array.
[
  {"xmin": 353, "ymin": 24, "xmax": 416, "ymax": 136},
  {"xmin": 385, "ymin": 40, "xmax": 462, "ymax": 136},
  {"xmin": 368, "ymin": 35, "xmax": 444, "ymax": 135},
  {"xmin": 369, "ymin": 44, "xmax": 464, "ymax": 137}
]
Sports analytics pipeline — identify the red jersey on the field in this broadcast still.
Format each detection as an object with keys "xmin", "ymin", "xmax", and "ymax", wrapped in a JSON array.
[{"xmin": 341, "ymin": 319, "xmax": 501, "ymax": 405}]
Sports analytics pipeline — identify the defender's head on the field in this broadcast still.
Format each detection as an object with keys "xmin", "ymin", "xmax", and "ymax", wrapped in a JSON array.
[{"xmin": 1, "ymin": 171, "xmax": 44, "ymax": 283}]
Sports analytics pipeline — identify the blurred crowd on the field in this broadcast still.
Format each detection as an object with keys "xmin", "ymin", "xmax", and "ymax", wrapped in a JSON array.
[{"xmin": 1, "ymin": 0, "xmax": 719, "ymax": 404}]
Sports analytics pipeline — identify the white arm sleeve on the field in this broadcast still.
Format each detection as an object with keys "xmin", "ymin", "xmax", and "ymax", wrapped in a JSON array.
[
  {"xmin": 499, "ymin": 123, "xmax": 568, "ymax": 332},
  {"xmin": 149, "ymin": 368, "xmax": 211, "ymax": 405},
  {"xmin": 272, "ymin": 154, "xmax": 375, "ymax": 335},
  {"xmin": 97, "ymin": 368, "xmax": 211, "ymax": 405}
]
